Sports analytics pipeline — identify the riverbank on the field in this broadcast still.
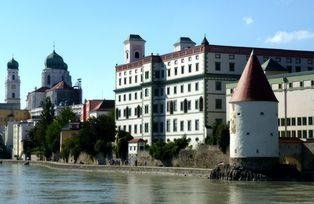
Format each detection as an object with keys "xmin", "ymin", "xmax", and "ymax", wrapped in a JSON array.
[{"xmin": 1, "ymin": 160, "xmax": 212, "ymax": 178}]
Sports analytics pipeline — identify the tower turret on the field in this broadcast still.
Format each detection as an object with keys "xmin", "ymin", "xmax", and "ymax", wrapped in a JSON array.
[
  {"xmin": 229, "ymin": 50, "xmax": 279, "ymax": 171},
  {"xmin": 123, "ymin": 34, "xmax": 146, "ymax": 64},
  {"xmin": 5, "ymin": 58, "xmax": 21, "ymax": 109}
]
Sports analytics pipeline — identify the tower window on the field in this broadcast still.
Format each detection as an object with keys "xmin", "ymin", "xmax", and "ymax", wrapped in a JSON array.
[
  {"xmin": 135, "ymin": 51, "xmax": 140, "ymax": 59},
  {"xmin": 126, "ymin": 51, "xmax": 129, "ymax": 59},
  {"xmin": 47, "ymin": 75, "xmax": 51, "ymax": 85},
  {"xmin": 12, "ymin": 93, "xmax": 15, "ymax": 98},
  {"xmin": 12, "ymin": 75, "xmax": 15, "ymax": 80}
]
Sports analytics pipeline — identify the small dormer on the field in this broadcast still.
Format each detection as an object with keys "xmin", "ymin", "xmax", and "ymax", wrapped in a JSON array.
[
  {"xmin": 123, "ymin": 34, "xmax": 146, "ymax": 63},
  {"xmin": 173, "ymin": 37, "xmax": 196, "ymax": 51}
]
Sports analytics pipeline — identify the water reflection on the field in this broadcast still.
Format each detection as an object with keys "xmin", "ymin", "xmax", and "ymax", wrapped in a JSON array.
[{"xmin": 1, "ymin": 164, "xmax": 314, "ymax": 203}]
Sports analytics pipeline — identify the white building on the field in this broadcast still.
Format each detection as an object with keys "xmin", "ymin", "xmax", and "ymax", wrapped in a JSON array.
[
  {"xmin": 115, "ymin": 34, "xmax": 314, "ymax": 147},
  {"xmin": 5, "ymin": 58, "xmax": 21, "ymax": 109},
  {"xmin": 12, "ymin": 121, "xmax": 34, "ymax": 159},
  {"xmin": 229, "ymin": 51, "xmax": 279, "ymax": 171}
]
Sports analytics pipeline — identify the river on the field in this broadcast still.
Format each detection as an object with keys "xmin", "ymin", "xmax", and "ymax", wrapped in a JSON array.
[{"xmin": 0, "ymin": 163, "xmax": 314, "ymax": 204}]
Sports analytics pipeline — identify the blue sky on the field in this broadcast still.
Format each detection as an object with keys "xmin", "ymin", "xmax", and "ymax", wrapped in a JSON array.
[{"xmin": 0, "ymin": 0, "xmax": 314, "ymax": 108}]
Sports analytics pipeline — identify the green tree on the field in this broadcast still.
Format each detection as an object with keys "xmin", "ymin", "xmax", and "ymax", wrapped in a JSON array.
[
  {"xmin": 114, "ymin": 130, "xmax": 133, "ymax": 161},
  {"xmin": 205, "ymin": 122, "xmax": 230, "ymax": 154}
]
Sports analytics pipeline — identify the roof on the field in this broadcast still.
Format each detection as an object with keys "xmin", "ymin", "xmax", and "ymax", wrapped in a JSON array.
[
  {"xmin": 261, "ymin": 58, "xmax": 288, "ymax": 72},
  {"xmin": 124, "ymin": 34, "xmax": 146, "ymax": 44},
  {"xmin": 129, "ymin": 138, "xmax": 146, "ymax": 143},
  {"xmin": 34, "ymin": 86, "xmax": 49, "ymax": 93},
  {"xmin": 201, "ymin": 37, "xmax": 209, "ymax": 46},
  {"xmin": 45, "ymin": 50, "xmax": 68, "ymax": 70},
  {"xmin": 174, "ymin": 37, "xmax": 196, "ymax": 46},
  {"xmin": 230, "ymin": 50, "xmax": 278, "ymax": 103},
  {"xmin": 49, "ymin": 81, "xmax": 73, "ymax": 91},
  {"xmin": 92, "ymin": 100, "xmax": 115, "ymax": 111},
  {"xmin": 7, "ymin": 58, "xmax": 19, "ymax": 70},
  {"xmin": 279, "ymin": 137, "xmax": 303, "ymax": 144}
]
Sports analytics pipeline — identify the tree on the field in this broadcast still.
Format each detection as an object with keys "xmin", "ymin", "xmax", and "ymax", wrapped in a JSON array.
[
  {"xmin": 149, "ymin": 136, "xmax": 190, "ymax": 166},
  {"xmin": 205, "ymin": 122, "xmax": 230, "ymax": 154},
  {"xmin": 114, "ymin": 130, "xmax": 133, "ymax": 161}
]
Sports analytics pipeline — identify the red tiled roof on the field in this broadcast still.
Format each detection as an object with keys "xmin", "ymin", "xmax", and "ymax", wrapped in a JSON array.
[
  {"xmin": 92, "ymin": 100, "xmax": 114, "ymax": 111},
  {"xmin": 230, "ymin": 50, "xmax": 278, "ymax": 103},
  {"xmin": 34, "ymin": 86, "xmax": 49, "ymax": 92},
  {"xmin": 129, "ymin": 138, "xmax": 146, "ymax": 143},
  {"xmin": 49, "ymin": 81, "xmax": 73, "ymax": 91}
]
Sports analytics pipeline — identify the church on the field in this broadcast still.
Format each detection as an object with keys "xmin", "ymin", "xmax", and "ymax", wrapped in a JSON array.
[{"xmin": 26, "ymin": 50, "xmax": 82, "ymax": 115}]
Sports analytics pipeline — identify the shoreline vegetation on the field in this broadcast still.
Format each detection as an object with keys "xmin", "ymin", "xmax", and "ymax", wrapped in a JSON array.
[{"xmin": 1, "ymin": 160, "xmax": 212, "ymax": 177}]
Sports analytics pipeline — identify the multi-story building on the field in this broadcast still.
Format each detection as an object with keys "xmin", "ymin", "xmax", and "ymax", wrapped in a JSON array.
[{"xmin": 115, "ymin": 34, "xmax": 314, "ymax": 147}]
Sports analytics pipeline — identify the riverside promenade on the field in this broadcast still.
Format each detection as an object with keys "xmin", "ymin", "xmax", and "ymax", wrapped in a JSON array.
[{"xmin": 1, "ymin": 160, "xmax": 212, "ymax": 178}]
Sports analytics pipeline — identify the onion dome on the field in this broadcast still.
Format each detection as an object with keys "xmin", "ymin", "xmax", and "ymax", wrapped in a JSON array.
[
  {"xmin": 230, "ymin": 50, "xmax": 278, "ymax": 103},
  {"xmin": 45, "ymin": 50, "xmax": 68, "ymax": 70},
  {"xmin": 7, "ymin": 58, "xmax": 19, "ymax": 69}
]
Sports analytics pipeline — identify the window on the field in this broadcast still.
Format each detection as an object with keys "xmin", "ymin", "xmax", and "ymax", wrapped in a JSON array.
[
  {"xmin": 167, "ymin": 87, "xmax": 170, "ymax": 95},
  {"xmin": 183, "ymin": 99, "xmax": 188, "ymax": 113},
  {"xmin": 195, "ymin": 82, "xmax": 199, "ymax": 91},
  {"xmin": 215, "ymin": 81, "xmax": 222, "ymax": 91},
  {"xmin": 292, "ymin": 118, "xmax": 296, "ymax": 126},
  {"xmin": 128, "ymin": 93, "xmax": 131, "ymax": 100},
  {"xmin": 188, "ymin": 84, "xmax": 191, "ymax": 92},
  {"xmin": 229, "ymin": 63, "xmax": 235, "ymax": 72},
  {"xmin": 195, "ymin": 63, "xmax": 199, "ymax": 71},
  {"xmin": 47, "ymin": 75, "xmax": 51, "ymax": 85},
  {"xmin": 297, "ymin": 130, "xmax": 302, "ymax": 138},
  {"xmin": 199, "ymin": 97, "xmax": 204, "ymax": 111},
  {"xmin": 129, "ymin": 125, "xmax": 132, "ymax": 133},
  {"xmin": 119, "ymin": 78, "xmax": 121, "ymax": 85},
  {"xmin": 134, "ymin": 124, "xmax": 137, "ymax": 134},
  {"xmin": 229, "ymin": 54, "xmax": 235, "ymax": 60},
  {"xmin": 300, "ymin": 81, "xmax": 304, "ymax": 87},
  {"xmin": 12, "ymin": 93, "xmax": 15, "ymax": 98},
  {"xmin": 166, "ymin": 120, "xmax": 170, "ymax": 132},
  {"xmin": 180, "ymin": 85, "xmax": 184, "ymax": 93},
  {"xmin": 303, "ymin": 130, "xmax": 307, "ymax": 138},
  {"xmin": 289, "ymin": 83, "xmax": 293, "ymax": 88},
  {"xmin": 141, "ymin": 75, "xmax": 143, "ymax": 82},
  {"xmin": 296, "ymin": 58, "xmax": 301, "ymax": 64},
  {"xmin": 160, "ymin": 104, "xmax": 164, "ymax": 114},
  {"xmin": 123, "ymin": 94, "xmax": 126, "ymax": 101},
  {"xmin": 155, "ymin": 71, "xmax": 160, "ymax": 79},
  {"xmin": 144, "ymin": 105, "xmax": 149, "ymax": 114},
  {"xmin": 215, "ymin": 99, "xmax": 222, "ymax": 109},
  {"xmin": 181, "ymin": 66, "xmax": 185, "ymax": 74},
  {"xmin": 215, "ymin": 53, "xmax": 221, "ymax": 59},
  {"xmin": 153, "ymin": 122, "xmax": 158, "ymax": 133},
  {"xmin": 160, "ymin": 122, "xmax": 164, "ymax": 133},
  {"xmin": 309, "ymin": 117, "xmax": 313, "ymax": 125},
  {"xmin": 188, "ymin": 64, "xmax": 192, "ymax": 73},
  {"xmin": 187, "ymin": 101, "xmax": 191, "ymax": 110},
  {"xmin": 167, "ymin": 69, "xmax": 171, "ymax": 77},
  {"xmin": 145, "ymin": 88, "xmax": 149, "ymax": 97},
  {"xmin": 174, "ymin": 67, "xmax": 178, "ymax": 75},
  {"xmin": 303, "ymin": 117, "xmax": 307, "ymax": 125},
  {"xmin": 154, "ymin": 88, "xmax": 159, "ymax": 97},
  {"xmin": 134, "ymin": 92, "xmax": 137, "ymax": 100},
  {"xmin": 278, "ymin": 84, "xmax": 282, "ymax": 89},
  {"xmin": 135, "ymin": 51, "xmax": 140, "ymax": 59},
  {"xmin": 173, "ymin": 119, "xmax": 177, "ymax": 132},
  {"xmin": 188, "ymin": 120, "xmax": 191, "ymax": 131},
  {"xmin": 145, "ymin": 71, "xmax": 149, "ymax": 79},
  {"xmin": 161, "ymin": 70, "xmax": 165, "ymax": 78},
  {"xmin": 144, "ymin": 123, "xmax": 149, "ymax": 133},
  {"xmin": 215, "ymin": 62, "xmax": 221, "ymax": 71},
  {"xmin": 195, "ymin": 119, "xmax": 199, "ymax": 131},
  {"xmin": 153, "ymin": 104, "xmax": 158, "ymax": 113},
  {"xmin": 297, "ymin": 117, "xmax": 302, "ymax": 126},
  {"xmin": 295, "ymin": 66, "xmax": 301, "ymax": 72},
  {"xmin": 118, "ymin": 95, "xmax": 121, "ymax": 102},
  {"xmin": 129, "ymin": 76, "xmax": 132, "ymax": 84},
  {"xmin": 180, "ymin": 121, "xmax": 184, "ymax": 131},
  {"xmin": 310, "ymin": 130, "xmax": 314, "ymax": 138},
  {"xmin": 195, "ymin": 100, "xmax": 199, "ymax": 110},
  {"xmin": 173, "ymin": 86, "xmax": 177, "ymax": 94}
]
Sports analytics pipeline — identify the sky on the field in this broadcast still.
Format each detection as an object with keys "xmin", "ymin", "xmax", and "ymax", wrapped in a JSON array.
[{"xmin": 0, "ymin": 0, "xmax": 314, "ymax": 108}]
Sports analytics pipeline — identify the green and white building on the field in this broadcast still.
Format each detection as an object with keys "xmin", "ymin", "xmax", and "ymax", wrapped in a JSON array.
[{"xmin": 115, "ymin": 34, "xmax": 314, "ymax": 147}]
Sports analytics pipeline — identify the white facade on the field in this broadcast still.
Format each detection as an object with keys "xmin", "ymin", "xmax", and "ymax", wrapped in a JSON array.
[
  {"xmin": 123, "ymin": 35, "xmax": 145, "ymax": 64},
  {"xmin": 115, "ymin": 34, "xmax": 314, "ymax": 148},
  {"xmin": 229, "ymin": 102, "xmax": 279, "ymax": 158},
  {"xmin": 12, "ymin": 121, "xmax": 34, "ymax": 159}
]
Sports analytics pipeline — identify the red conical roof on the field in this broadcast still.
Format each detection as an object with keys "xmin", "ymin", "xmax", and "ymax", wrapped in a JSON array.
[{"xmin": 230, "ymin": 51, "xmax": 278, "ymax": 103}]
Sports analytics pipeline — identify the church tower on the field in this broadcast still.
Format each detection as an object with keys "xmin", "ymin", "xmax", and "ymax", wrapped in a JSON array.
[
  {"xmin": 123, "ymin": 34, "xmax": 145, "ymax": 64},
  {"xmin": 229, "ymin": 50, "xmax": 279, "ymax": 172},
  {"xmin": 5, "ymin": 58, "xmax": 20, "ymax": 109}
]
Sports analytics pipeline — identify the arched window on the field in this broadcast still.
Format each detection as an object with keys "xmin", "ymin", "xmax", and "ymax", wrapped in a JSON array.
[
  {"xmin": 134, "ymin": 51, "xmax": 140, "ymax": 59},
  {"xmin": 12, "ymin": 93, "xmax": 15, "ymax": 98},
  {"xmin": 12, "ymin": 75, "xmax": 15, "ymax": 80},
  {"xmin": 199, "ymin": 97, "xmax": 204, "ymax": 111},
  {"xmin": 47, "ymin": 75, "xmax": 51, "ymax": 85}
]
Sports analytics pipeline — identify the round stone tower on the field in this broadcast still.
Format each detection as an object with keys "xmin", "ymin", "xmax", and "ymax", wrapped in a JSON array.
[{"xmin": 229, "ymin": 50, "xmax": 279, "ymax": 172}]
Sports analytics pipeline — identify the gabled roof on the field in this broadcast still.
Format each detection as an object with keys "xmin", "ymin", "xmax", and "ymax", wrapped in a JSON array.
[
  {"xmin": 49, "ymin": 81, "xmax": 73, "ymax": 91},
  {"xmin": 34, "ymin": 86, "xmax": 49, "ymax": 93},
  {"xmin": 129, "ymin": 138, "xmax": 146, "ymax": 143},
  {"xmin": 124, "ymin": 34, "xmax": 146, "ymax": 44},
  {"xmin": 92, "ymin": 100, "xmax": 115, "ymax": 111},
  {"xmin": 230, "ymin": 50, "xmax": 278, "ymax": 103},
  {"xmin": 262, "ymin": 58, "xmax": 288, "ymax": 72}
]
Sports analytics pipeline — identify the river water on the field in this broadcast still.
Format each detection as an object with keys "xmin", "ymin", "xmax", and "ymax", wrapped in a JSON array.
[{"xmin": 0, "ymin": 163, "xmax": 314, "ymax": 204}]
